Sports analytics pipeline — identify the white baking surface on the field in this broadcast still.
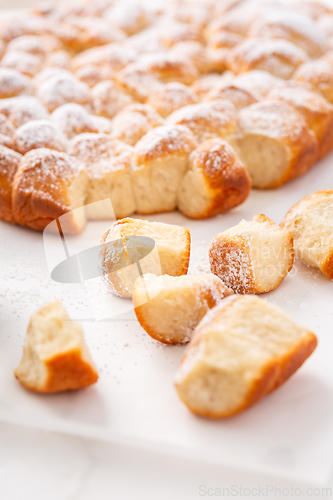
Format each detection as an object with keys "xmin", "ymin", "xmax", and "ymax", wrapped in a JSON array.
[{"xmin": 1, "ymin": 150, "xmax": 333, "ymax": 485}]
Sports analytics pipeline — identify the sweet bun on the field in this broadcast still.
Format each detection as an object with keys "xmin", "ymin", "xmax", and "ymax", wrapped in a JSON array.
[
  {"xmin": 116, "ymin": 63, "xmax": 163, "ymax": 102},
  {"xmin": 0, "ymin": 96, "xmax": 49, "ymax": 127},
  {"xmin": 191, "ymin": 72, "xmax": 234, "ymax": 100},
  {"xmin": 170, "ymin": 41, "xmax": 212, "ymax": 74},
  {"xmin": 45, "ymin": 50, "xmax": 71, "ymax": 70},
  {"xmin": 232, "ymin": 70, "xmax": 283, "ymax": 99},
  {"xmin": 133, "ymin": 273, "xmax": 233, "ymax": 344},
  {"xmin": 132, "ymin": 125, "xmax": 196, "ymax": 214},
  {"xmin": 37, "ymin": 70, "xmax": 90, "ymax": 111},
  {"xmin": 14, "ymin": 119, "xmax": 67, "ymax": 154},
  {"xmin": 68, "ymin": 133, "xmax": 135, "ymax": 219},
  {"xmin": 75, "ymin": 64, "xmax": 116, "ymax": 87},
  {"xmin": 51, "ymin": 103, "xmax": 111, "ymax": 139},
  {"xmin": 0, "ymin": 145, "xmax": 22, "ymax": 222},
  {"xmin": 205, "ymin": 82, "xmax": 258, "ymax": 109},
  {"xmin": 293, "ymin": 59, "xmax": 333, "ymax": 104},
  {"xmin": 111, "ymin": 104, "xmax": 163, "ymax": 146},
  {"xmin": 6, "ymin": 34, "xmax": 61, "ymax": 57},
  {"xmin": 177, "ymin": 137, "xmax": 251, "ymax": 219},
  {"xmin": 175, "ymin": 295, "xmax": 317, "ymax": 418},
  {"xmin": 281, "ymin": 190, "xmax": 333, "ymax": 279},
  {"xmin": 146, "ymin": 82, "xmax": 197, "ymax": 118},
  {"xmin": 100, "ymin": 217, "xmax": 191, "ymax": 298},
  {"xmin": 14, "ymin": 300, "xmax": 98, "ymax": 393},
  {"xmin": 91, "ymin": 80, "xmax": 133, "ymax": 119},
  {"xmin": 104, "ymin": 3, "xmax": 148, "ymax": 36},
  {"xmin": 267, "ymin": 83, "xmax": 333, "ymax": 159},
  {"xmin": 231, "ymin": 100, "xmax": 318, "ymax": 188},
  {"xmin": 167, "ymin": 101, "xmax": 237, "ymax": 143},
  {"xmin": 0, "ymin": 50, "xmax": 42, "ymax": 77},
  {"xmin": 160, "ymin": 21, "xmax": 203, "ymax": 48},
  {"xmin": 0, "ymin": 134, "xmax": 15, "ymax": 150},
  {"xmin": 249, "ymin": 11, "xmax": 328, "ymax": 58},
  {"xmin": 140, "ymin": 53, "xmax": 198, "ymax": 85},
  {"xmin": 227, "ymin": 38, "xmax": 308, "ymax": 80},
  {"xmin": 209, "ymin": 214, "xmax": 294, "ymax": 294},
  {"xmin": 71, "ymin": 43, "xmax": 136, "ymax": 73},
  {"xmin": 12, "ymin": 148, "xmax": 88, "ymax": 233},
  {"xmin": 0, "ymin": 68, "xmax": 33, "ymax": 98},
  {"xmin": 0, "ymin": 112, "xmax": 15, "ymax": 138}
]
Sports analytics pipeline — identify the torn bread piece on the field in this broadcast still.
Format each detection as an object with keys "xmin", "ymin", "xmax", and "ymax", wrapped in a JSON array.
[
  {"xmin": 209, "ymin": 214, "xmax": 294, "ymax": 294},
  {"xmin": 281, "ymin": 190, "xmax": 333, "ymax": 279},
  {"xmin": 132, "ymin": 125, "xmax": 196, "ymax": 214},
  {"xmin": 175, "ymin": 295, "xmax": 317, "ymax": 418},
  {"xmin": 100, "ymin": 218, "xmax": 191, "ymax": 298},
  {"xmin": 232, "ymin": 100, "xmax": 318, "ymax": 188},
  {"xmin": 15, "ymin": 301, "xmax": 98, "ymax": 393},
  {"xmin": 177, "ymin": 138, "xmax": 251, "ymax": 219},
  {"xmin": 133, "ymin": 273, "xmax": 233, "ymax": 344}
]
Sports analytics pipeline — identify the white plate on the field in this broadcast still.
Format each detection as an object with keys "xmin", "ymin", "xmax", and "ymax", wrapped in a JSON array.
[{"xmin": 1, "ymin": 151, "xmax": 333, "ymax": 484}]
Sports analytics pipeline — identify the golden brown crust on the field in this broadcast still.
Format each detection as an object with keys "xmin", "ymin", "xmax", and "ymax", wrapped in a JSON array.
[
  {"xmin": 237, "ymin": 100, "xmax": 319, "ymax": 188},
  {"xmin": 206, "ymin": 83, "xmax": 258, "ymax": 110},
  {"xmin": 0, "ymin": 145, "xmax": 22, "ymax": 223},
  {"xmin": 15, "ymin": 349, "xmax": 99, "ymax": 393},
  {"xmin": 175, "ymin": 297, "xmax": 317, "ymax": 418},
  {"xmin": 12, "ymin": 148, "xmax": 87, "ymax": 233},
  {"xmin": 188, "ymin": 138, "xmax": 251, "ymax": 219},
  {"xmin": 268, "ymin": 84, "xmax": 333, "ymax": 159}
]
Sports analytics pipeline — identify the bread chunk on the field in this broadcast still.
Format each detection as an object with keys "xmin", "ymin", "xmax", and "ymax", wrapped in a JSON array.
[
  {"xmin": 133, "ymin": 273, "xmax": 233, "ymax": 344},
  {"xmin": 281, "ymin": 190, "xmax": 333, "ymax": 279},
  {"xmin": 12, "ymin": 148, "xmax": 88, "ymax": 233},
  {"xmin": 177, "ymin": 138, "xmax": 251, "ymax": 219},
  {"xmin": 15, "ymin": 301, "xmax": 98, "ymax": 393},
  {"xmin": 232, "ymin": 100, "xmax": 318, "ymax": 188},
  {"xmin": 175, "ymin": 295, "xmax": 317, "ymax": 418},
  {"xmin": 68, "ymin": 133, "xmax": 135, "ymax": 220},
  {"xmin": 132, "ymin": 125, "xmax": 196, "ymax": 214},
  {"xmin": 100, "ymin": 218, "xmax": 191, "ymax": 298},
  {"xmin": 0, "ymin": 145, "xmax": 22, "ymax": 222},
  {"xmin": 209, "ymin": 214, "xmax": 294, "ymax": 294}
]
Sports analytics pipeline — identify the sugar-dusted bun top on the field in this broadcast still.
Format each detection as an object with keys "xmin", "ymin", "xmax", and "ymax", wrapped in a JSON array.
[
  {"xmin": 13, "ymin": 148, "xmax": 86, "ymax": 202},
  {"xmin": 112, "ymin": 103, "xmax": 163, "ymax": 145},
  {"xmin": 37, "ymin": 69, "xmax": 90, "ymax": 111},
  {"xmin": 189, "ymin": 137, "xmax": 249, "ymax": 188},
  {"xmin": 167, "ymin": 100, "xmax": 236, "ymax": 142},
  {"xmin": 0, "ymin": 50, "xmax": 42, "ymax": 78},
  {"xmin": 0, "ymin": 96, "xmax": 49, "ymax": 127},
  {"xmin": 227, "ymin": 38, "xmax": 308, "ymax": 79},
  {"xmin": 0, "ymin": 112, "xmax": 15, "ymax": 138},
  {"xmin": 170, "ymin": 41, "xmax": 211, "ymax": 73},
  {"xmin": 206, "ymin": 83, "xmax": 258, "ymax": 110},
  {"xmin": 51, "ymin": 103, "xmax": 111, "ymax": 139},
  {"xmin": 0, "ymin": 68, "xmax": 33, "ymax": 99},
  {"xmin": 135, "ymin": 124, "xmax": 196, "ymax": 161},
  {"xmin": 146, "ymin": 82, "xmax": 197, "ymax": 118},
  {"xmin": 237, "ymin": 99, "xmax": 313, "ymax": 143},
  {"xmin": 6, "ymin": 34, "xmax": 61, "ymax": 56},
  {"xmin": 14, "ymin": 119, "xmax": 67, "ymax": 155},
  {"xmin": 249, "ymin": 10, "xmax": 329, "ymax": 58},
  {"xmin": 68, "ymin": 133, "xmax": 131, "ymax": 164},
  {"xmin": 71, "ymin": 43, "xmax": 136, "ymax": 72},
  {"xmin": 139, "ymin": 52, "xmax": 199, "ymax": 85},
  {"xmin": 116, "ymin": 63, "xmax": 163, "ymax": 102},
  {"xmin": 91, "ymin": 79, "xmax": 133, "ymax": 118},
  {"xmin": 104, "ymin": 2, "xmax": 148, "ymax": 36},
  {"xmin": 232, "ymin": 70, "xmax": 283, "ymax": 99}
]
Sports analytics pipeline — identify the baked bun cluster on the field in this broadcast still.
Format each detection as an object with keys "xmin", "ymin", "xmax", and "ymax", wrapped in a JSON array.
[{"xmin": 0, "ymin": 0, "xmax": 333, "ymax": 231}]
